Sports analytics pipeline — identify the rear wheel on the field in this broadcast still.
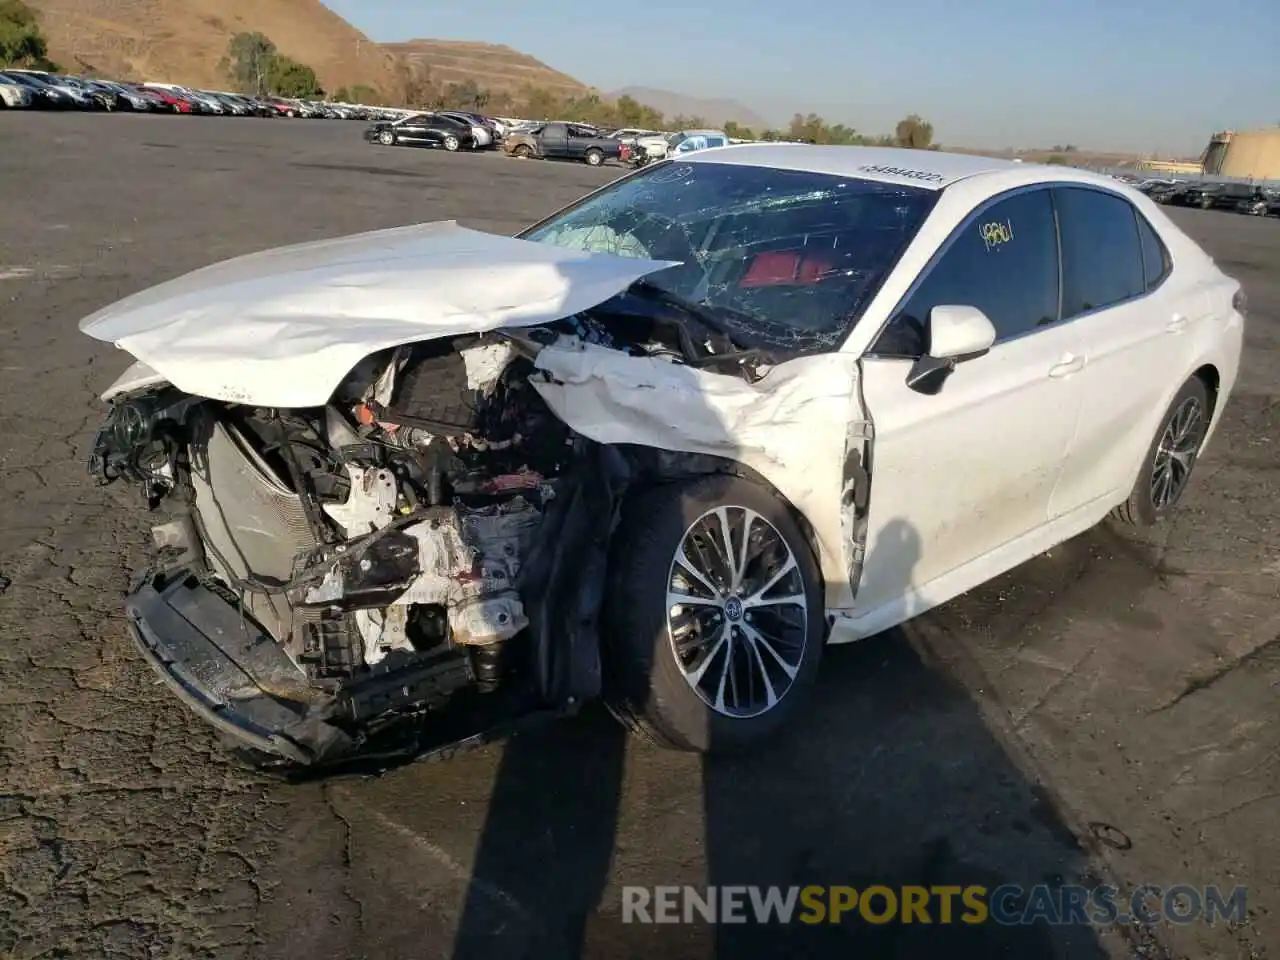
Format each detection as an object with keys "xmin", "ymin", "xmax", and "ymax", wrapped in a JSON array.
[
  {"xmin": 603, "ymin": 476, "xmax": 824, "ymax": 754},
  {"xmin": 585, "ymin": 148, "xmax": 604, "ymax": 166},
  {"xmin": 1111, "ymin": 376, "xmax": 1210, "ymax": 526},
  {"xmin": 442, "ymin": 135, "xmax": 460, "ymax": 152}
]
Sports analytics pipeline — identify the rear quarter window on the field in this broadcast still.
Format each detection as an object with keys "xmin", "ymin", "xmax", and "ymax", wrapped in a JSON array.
[{"xmin": 1135, "ymin": 212, "xmax": 1172, "ymax": 291}]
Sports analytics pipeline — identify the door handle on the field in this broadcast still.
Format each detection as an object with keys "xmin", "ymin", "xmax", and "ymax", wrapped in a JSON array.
[
  {"xmin": 1048, "ymin": 354, "xmax": 1085, "ymax": 378},
  {"xmin": 1166, "ymin": 314, "xmax": 1189, "ymax": 333}
]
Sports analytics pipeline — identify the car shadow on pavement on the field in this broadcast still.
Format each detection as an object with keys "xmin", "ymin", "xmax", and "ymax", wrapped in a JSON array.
[{"xmin": 449, "ymin": 517, "xmax": 1113, "ymax": 960}]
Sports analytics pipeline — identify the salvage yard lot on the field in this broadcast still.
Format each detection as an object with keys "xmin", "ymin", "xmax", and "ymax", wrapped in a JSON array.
[{"xmin": 0, "ymin": 113, "xmax": 1276, "ymax": 960}]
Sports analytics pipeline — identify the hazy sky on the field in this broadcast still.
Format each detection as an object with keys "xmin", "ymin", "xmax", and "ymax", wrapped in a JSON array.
[{"xmin": 325, "ymin": 0, "xmax": 1278, "ymax": 155}]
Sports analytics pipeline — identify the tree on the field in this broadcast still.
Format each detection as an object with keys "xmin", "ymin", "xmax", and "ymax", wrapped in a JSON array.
[
  {"xmin": 268, "ymin": 56, "xmax": 322, "ymax": 98},
  {"xmin": 338, "ymin": 83, "xmax": 382, "ymax": 105},
  {"xmin": 670, "ymin": 114, "xmax": 707, "ymax": 131},
  {"xmin": 894, "ymin": 113, "xmax": 934, "ymax": 149},
  {"xmin": 394, "ymin": 59, "xmax": 440, "ymax": 108},
  {"xmin": 0, "ymin": 0, "xmax": 57, "ymax": 70},
  {"xmin": 226, "ymin": 31, "xmax": 277, "ymax": 96},
  {"xmin": 442, "ymin": 78, "xmax": 487, "ymax": 111}
]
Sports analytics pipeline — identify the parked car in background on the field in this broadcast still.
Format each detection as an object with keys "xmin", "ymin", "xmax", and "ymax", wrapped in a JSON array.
[
  {"xmin": 667, "ymin": 129, "xmax": 730, "ymax": 155},
  {"xmin": 7, "ymin": 70, "xmax": 96, "ymax": 109},
  {"xmin": 365, "ymin": 112, "xmax": 477, "ymax": 151},
  {"xmin": 1237, "ymin": 189, "xmax": 1280, "ymax": 217},
  {"xmin": 438, "ymin": 111, "xmax": 501, "ymax": 148},
  {"xmin": 1164, "ymin": 184, "xmax": 1242, "ymax": 210},
  {"xmin": 503, "ymin": 122, "xmax": 629, "ymax": 165},
  {"xmin": 1200, "ymin": 183, "xmax": 1259, "ymax": 211},
  {"xmin": 0, "ymin": 73, "xmax": 33, "ymax": 109},
  {"xmin": 133, "ymin": 85, "xmax": 193, "ymax": 113},
  {"xmin": 90, "ymin": 80, "xmax": 153, "ymax": 111},
  {"xmin": 0, "ymin": 70, "xmax": 76, "ymax": 108}
]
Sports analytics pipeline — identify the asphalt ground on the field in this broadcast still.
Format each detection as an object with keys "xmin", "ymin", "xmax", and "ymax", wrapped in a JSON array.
[{"xmin": 0, "ymin": 112, "xmax": 1276, "ymax": 960}]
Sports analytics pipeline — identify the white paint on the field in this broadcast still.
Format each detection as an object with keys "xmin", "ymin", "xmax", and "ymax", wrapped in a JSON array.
[
  {"xmin": 0, "ymin": 267, "xmax": 34, "ymax": 281},
  {"xmin": 927, "ymin": 305, "xmax": 997, "ymax": 358},
  {"xmin": 80, "ymin": 221, "xmax": 678, "ymax": 408},
  {"xmin": 101, "ymin": 360, "xmax": 168, "ymax": 400}
]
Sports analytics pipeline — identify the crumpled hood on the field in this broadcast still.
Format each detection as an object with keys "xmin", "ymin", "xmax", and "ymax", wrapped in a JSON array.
[{"xmin": 81, "ymin": 221, "xmax": 677, "ymax": 407}]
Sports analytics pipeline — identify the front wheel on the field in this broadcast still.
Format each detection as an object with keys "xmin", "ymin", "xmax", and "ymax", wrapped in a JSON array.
[
  {"xmin": 442, "ymin": 135, "xmax": 460, "ymax": 152},
  {"xmin": 512, "ymin": 144, "xmax": 533, "ymax": 159},
  {"xmin": 584, "ymin": 148, "xmax": 604, "ymax": 166},
  {"xmin": 1111, "ymin": 376, "xmax": 1210, "ymax": 526},
  {"xmin": 378, "ymin": 129, "xmax": 395, "ymax": 146},
  {"xmin": 602, "ymin": 475, "xmax": 825, "ymax": 754}
]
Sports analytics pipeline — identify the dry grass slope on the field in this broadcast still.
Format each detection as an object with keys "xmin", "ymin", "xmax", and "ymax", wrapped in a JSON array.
[
  {"xmin": 25, "ymin": 0, "xmax": 406, "ymax": 94},
  {"xmin": 382, "ymin": 38, "xmax": 589, "ymax": 98}
]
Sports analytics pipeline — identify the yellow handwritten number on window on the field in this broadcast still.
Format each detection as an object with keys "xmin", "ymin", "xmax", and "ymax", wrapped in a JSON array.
[{"xmin": 979, "ymin": 219, "xmax": 1013, "ymax": 251}]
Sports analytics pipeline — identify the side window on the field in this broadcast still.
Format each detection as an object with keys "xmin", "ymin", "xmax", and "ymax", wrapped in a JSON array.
[
  {"xmin": 1135, "ymin": 212, "xmax": 1171, "ymax": 291},
  {"xmin": 1055, "ymin": 187, "xmax": 1145, "ymax": 318},
  {"xmin": 873, "ymin": 188, "xmax": 1059, "ymax": 356}
]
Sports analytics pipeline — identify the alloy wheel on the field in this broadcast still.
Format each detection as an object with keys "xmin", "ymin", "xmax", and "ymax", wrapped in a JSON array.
[
  {"xmin": 1151, "ymin": 396, "xmax": 1205, "ymax": 510},
  {"xmin": 666, "ymin": 506, "xmax": 809, "ymax": 719}
]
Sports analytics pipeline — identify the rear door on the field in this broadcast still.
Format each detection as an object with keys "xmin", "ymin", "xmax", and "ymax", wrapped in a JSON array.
[
  {"xmin": 1046, "ymin": 187, "xmax": 1205, "ymax": 516},
  {"xmin": 540, "ymin": 123, "xmax": 569, "ymax": 157},
  {"xmin": 851, "ymin": 187, "xmax": 1085, "ymax": 618}
]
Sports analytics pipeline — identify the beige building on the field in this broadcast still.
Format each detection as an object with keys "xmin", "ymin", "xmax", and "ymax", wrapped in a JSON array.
[{"xmin": 1201, "ymin": 128, "xmax": 1280, "ymax": 180}]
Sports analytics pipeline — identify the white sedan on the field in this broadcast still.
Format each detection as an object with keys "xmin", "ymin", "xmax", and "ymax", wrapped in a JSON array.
[{"xmin": 80, "ymin": 146, "xmax": 1243, "ymax": 768}]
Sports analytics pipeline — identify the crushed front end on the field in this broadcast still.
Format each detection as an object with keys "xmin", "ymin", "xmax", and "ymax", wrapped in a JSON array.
[{"xmin": 90, "ymin": 335, "xmax": 627, "ymax": 771}]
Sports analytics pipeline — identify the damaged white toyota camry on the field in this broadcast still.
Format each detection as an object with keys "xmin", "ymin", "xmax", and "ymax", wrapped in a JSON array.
[{"xmin": 82, "ymin": 146, "xmax": 1244, "ymax": 770}]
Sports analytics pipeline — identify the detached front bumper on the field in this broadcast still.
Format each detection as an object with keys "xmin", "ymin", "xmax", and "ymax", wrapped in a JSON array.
[{"xmin": 124, "ymin": 573, "xmax": 337, "ymax": 765}]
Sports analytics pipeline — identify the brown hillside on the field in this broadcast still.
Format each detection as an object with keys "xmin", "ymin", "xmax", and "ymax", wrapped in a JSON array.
[
  {"xmin": 25, "ymin": 0, "xmax": 405, "ymax": 95},
  {"xmin": 382, "ymin": 39, "xmax": 589, "ymax": 98}
]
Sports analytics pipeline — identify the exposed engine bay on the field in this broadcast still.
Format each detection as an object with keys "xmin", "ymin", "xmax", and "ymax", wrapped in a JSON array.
[{"xmin": 89, "ymin": 303, "xmax": 778, "ymax": 771}]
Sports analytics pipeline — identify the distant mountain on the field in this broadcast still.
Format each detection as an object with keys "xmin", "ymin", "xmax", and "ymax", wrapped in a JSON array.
[
  {"xmin": 26, "ymin": 0, "xmax": 408, "ymax": 97},
  {"xmin": 609, "ymin": 86, "xmax": 768, "ymax": 131},
  {"xmin": 382, "ymin": 39, "xmax": 589, "ymax": 98}
]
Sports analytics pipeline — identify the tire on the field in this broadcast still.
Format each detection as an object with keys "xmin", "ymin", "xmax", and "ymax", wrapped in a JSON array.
[
  {"xmin": 1111, "ymin": 376, "xmax": 1211, "ymax": 527},
  {"xmin": 585, "ymin": 148, "xmax": 604, "ymax": 166},
  {"xmin": 512, "ymin": 144, "xmax": 533, "ymax": 159},
  {"xmin": 442, "ymin": 135, "xmax": 460, "ymax": 152},
  {"xmin": 602, "ymin": 475, "xmax": 825, "ymax": 754},
  {"xmin": 378, "ymin": 129, "xmax": 395, "ymax": 146}
]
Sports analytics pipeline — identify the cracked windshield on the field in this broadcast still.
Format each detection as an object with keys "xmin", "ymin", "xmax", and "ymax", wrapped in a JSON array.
[{"xmin": 523, "ymin": 161, "xmax": 938, "ymax": 351}]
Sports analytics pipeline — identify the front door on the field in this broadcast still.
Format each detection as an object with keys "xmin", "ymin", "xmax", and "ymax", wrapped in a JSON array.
[{"xmin": 851, "ymin": 187, "xmax": 1085, "ymax": 621}]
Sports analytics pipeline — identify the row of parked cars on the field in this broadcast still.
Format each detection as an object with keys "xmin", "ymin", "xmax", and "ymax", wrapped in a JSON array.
[
  {"xmin": 0, "ymin": 68, "xmax": 399, "ymax": 120},
  {"xmin": 1132, "ymin": 178, "xmax": 1280, "ymax": 217},
  {"xmin": 364, "ymin": 111, "xmax": 739, "ymax": 170}
]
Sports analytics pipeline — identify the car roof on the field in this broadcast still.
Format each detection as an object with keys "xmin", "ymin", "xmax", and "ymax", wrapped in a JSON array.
[{"xmin": 673, "ymin": 144, "xmax": 1122, "ymax": 192}]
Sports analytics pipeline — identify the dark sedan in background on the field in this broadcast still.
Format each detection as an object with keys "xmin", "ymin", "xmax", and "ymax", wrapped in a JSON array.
[{"xmin": 365, "ymin": 112, "xmax": 478, "ymax": 151}]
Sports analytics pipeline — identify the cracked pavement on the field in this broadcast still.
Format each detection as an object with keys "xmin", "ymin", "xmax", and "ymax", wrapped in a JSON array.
[{"xmin": 0, "ymin": 114, "xmax": 1275, "ymax": 959}]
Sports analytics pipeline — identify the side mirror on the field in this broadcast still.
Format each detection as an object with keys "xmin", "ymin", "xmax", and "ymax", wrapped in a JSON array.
[{"xmin": 906, "ymin": 305, "xmax": 998, "ymax": 395}]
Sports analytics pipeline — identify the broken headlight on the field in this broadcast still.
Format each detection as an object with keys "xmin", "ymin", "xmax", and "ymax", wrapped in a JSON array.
[{"xmin": 88, "ymin": 389, "xmax": 201, "ymax": 506}]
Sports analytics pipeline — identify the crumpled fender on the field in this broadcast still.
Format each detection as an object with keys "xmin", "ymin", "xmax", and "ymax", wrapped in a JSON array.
[{"xmin": 531, "ymin": 340, "xmax": 863, "ymax": 607}]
